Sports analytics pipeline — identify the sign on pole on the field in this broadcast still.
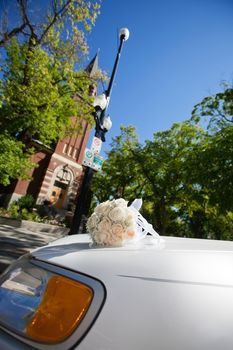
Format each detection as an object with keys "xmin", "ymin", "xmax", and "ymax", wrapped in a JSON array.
[
  {"xmin": 82, "ymin": 147, "xmax": 104, "ymax": 171},
  {"xmin": 82, "ymin": 148, "xmax": 94, "ymax": 167},
  {"xmin": 91, "ymin": 136, "xmax": 102, "ymax": 154},
  {"xmin": 92, "ymin": 154, "xmax": 104, "ymax": 171}
]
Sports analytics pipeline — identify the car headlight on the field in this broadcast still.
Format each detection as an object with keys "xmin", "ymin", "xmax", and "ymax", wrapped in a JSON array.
[{"xmin": 0, "ymin": 255, "xmax": 105, "ymax": 349}]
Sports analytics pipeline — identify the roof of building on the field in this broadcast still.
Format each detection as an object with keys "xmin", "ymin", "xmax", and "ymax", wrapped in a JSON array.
[{"xmin": 85, "ymin": 52, "xmax": 99, "ymax": 77}]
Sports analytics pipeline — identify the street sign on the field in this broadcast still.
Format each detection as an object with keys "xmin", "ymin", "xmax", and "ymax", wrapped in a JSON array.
[
  {"xmin": 91, "ymin": 136, "xmax": 102, "ymax": 154},
  {"xmin": 82, "ymin": 148, "xmax": 104, "ymax": 171},
  {"xmin": 92, "ymin": 154, "xmax": 104, "ymax": 171},
  {"xmin": 82, "ymin": 148, "xmax": 94, "ymax": 167}
]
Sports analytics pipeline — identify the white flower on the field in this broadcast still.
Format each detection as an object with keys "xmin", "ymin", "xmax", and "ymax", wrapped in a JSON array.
[
  {"xmin": 114, "ymin": 198, "xmax": 128, "ymax": 207},
  {"xmin": 94, "ymin": 201, "xmax": 110, "ymax": 216},
  {"xmin": 95, "ymin": 231, "xmax": 111, "ymax": 245},
  {"xmin": 124, "ymin": 211, "xmax": 136, "ymax": 227},
  {"xmin": 112, "ymin": 223, "xmax": 124, "ymax": 240},
  {"xmin": 86, "ymin": 213, "xmax": 99, "ymax": 231},
  {"xmin": 98, "ymin": 217, "xmax": 111, "ymax": 232},
  {"xmin": 108, "ymin": 206, "xmax": 126, "ymax": 222}
]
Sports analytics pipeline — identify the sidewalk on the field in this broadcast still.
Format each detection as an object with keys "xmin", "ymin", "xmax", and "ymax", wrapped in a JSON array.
[{"xmin": 0, "ymin": 220, "xmax": 69, "ymax": 274}]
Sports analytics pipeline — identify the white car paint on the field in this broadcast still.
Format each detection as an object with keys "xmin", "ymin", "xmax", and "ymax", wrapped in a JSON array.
[{"xmin": 31, "ymin": 234, "xmax": 233, "ymax": 350}]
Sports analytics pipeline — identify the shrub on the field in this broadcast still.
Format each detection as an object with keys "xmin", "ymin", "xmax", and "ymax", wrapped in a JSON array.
[
  {"xmin": 0, "ymin": 195, "xmax": 68, "ymax": 226},
  {"xmin": 9, "ymin": 195, "xmax": 35, "ymax": 219},
  {"xmin": 14, "ymin": 195, "xmax": 35, "ymax": 211}
]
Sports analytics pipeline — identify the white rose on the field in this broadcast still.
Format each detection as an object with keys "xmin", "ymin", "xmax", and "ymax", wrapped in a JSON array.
[
  {"xmin": 124, "ymin": 211, "xmax": 136, "ymax": 228},
  {"xmin": 108, "ymin": 206, "xmax": 127, "ymax": 222},
  {"xmin": 89, "ymin": 229, "xmax": 99, "ymax": 242},
  {"xmin": 115, "ymin": 198, "xmax": 128, "ymax": 207},
  {"xmin": 112, "ymin": 223, "xmax": 125, "ymax": 240},
  {"xmin": 95, "ymin": 201, "xmax": 110, "ymax": 216},
  {"xmin": 86, "ymin": 213, "xmax": 99, "ymax": 231},
  {"xmin": 98, "ymin": 217, "xmax": 111, "ymax": 233},
  {"xmin": 95, "ymin": 231, "xmax": 111, "ymax": 245}
]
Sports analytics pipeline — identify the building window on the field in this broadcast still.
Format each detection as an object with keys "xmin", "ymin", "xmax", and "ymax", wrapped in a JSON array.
[
  {"xmin": 63, "ymin": 143, "xmax": 68, "ymax": 154},
  {"xmin": 68, "ymin": 146, "xmax": 73, "ymax": 157},
  {"xmin": 56, "ymin": 166, "xmax": 72, "ymax": 183},
  {"xmin": 73, "ymin": 148, "xmax": 78, "ymax": 159}
]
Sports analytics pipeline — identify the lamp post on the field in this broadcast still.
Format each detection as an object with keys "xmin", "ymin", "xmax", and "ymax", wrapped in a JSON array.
[{"xmin": 69, "ymin": 28, "xmax": 130, "ymax": 235}]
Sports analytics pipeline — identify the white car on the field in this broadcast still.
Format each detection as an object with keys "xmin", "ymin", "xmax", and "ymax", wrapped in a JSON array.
[{"xmin": 0, "ymin": 233, "xmax": 233, "ymax": 349}]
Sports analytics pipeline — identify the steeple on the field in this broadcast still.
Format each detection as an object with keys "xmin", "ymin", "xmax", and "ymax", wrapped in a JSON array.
[{"xmin": 85, "ymin": 52, "xmax": 99, "ymax": 77}]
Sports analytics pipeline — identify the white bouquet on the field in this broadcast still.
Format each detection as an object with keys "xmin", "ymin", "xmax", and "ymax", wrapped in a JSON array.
[
  {"xmin": 87, "ymin": 198, "xmax": 161, "ymax": 247},
  {"xmin": 87, "ymin": 198, "xmax": 136, "ymax": 246}
]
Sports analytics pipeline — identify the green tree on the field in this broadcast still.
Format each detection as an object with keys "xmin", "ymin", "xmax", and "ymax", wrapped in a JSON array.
[
  {"xmin": 91, "ymin": 122, "xmax": 233, "ymax": 240},
  {"xmin": 190, "ymin": 83, "xmax": 233, "ymax": 217},
  {"xmin": 0, "ymin": 0, "xmax": 103, "ymax": 185},
  {"xmin": 187, "ymin": 126, "xmax": 233, "ymax": 214},
  {"xmin": 135, "ymin": 122, "xmax": 208, "ymax": 236},
  {"xmin": 140, "ymin": 122, "xmax": 232, "ymax": 239},
  {"xmin": 0, "ymin": 40, "xmax": 95, "ymax": 145}
]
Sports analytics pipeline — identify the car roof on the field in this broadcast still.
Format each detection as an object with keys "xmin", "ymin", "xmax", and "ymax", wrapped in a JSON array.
[{"xmin": 32, "ymin": 234, "xmax": 233, "ymax": 286}]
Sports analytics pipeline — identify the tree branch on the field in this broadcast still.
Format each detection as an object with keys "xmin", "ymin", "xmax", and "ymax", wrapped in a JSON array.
[
  {"xmin": 19, "ymin": 0, "xmax": 38, "ymax": 41},
  {"xmin": 0, "ymin": 0, "xmax": 73, "ymax": 47},
  {"xmin": 38, "ymin": 0, "xmax": 72, "ymax": 44},
  {"xmin": 0, "ymin": 22, "xmax": 26, "ymax": 46}
]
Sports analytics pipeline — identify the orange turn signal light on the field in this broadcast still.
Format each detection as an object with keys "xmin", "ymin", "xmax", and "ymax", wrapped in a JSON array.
[{"xmin": 26, "ymin": 275, "xmax": 93, "ymax": 343}]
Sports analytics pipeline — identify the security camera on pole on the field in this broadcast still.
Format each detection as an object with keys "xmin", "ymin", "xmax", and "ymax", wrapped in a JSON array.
[{"xmin": 69, "ymin": 28, "xmax": 130, "ymax": 235}]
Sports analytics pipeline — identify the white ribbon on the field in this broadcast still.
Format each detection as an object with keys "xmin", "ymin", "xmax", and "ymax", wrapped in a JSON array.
[{"xmin": 130, "ymin": 199, "xmax": 162, "ymax": 242}]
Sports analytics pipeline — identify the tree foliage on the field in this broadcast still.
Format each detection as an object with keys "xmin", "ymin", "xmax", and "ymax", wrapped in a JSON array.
[
  {"xmin": 187, "ymin": 126, "xmax": 233, "ymax": 213},
  {"xmin": 91, "ymin": 126, "xmax": 143, "ymax": 205},
  {"xmin": 192, "ymin": 83, "xmax": 233, "ymax": 132},
  {"xmin": 0, "ymin": 39, "xmax": 95, "ymax": 144},
  {"xmin": 190, "ymin": 84, "xmax": 233, "ymax": 214},
  {"xmin": 0, "ymin": 133, "xmax": 34, "ymax": 185},
  {"xmin": 0, "ymin": 0, "xmax": 102, "ymax": 185}
]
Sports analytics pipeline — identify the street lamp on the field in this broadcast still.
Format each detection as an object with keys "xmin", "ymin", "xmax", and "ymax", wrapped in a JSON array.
[{"xmin": 69, "ymin": 27, "xmax": 130, "ymax": 235}]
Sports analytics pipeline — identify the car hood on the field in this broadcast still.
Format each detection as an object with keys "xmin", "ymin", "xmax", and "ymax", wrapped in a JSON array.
[
  {"xmin": 31, "ymin": 235, "xmax": 233, "ymax": 350},
  {"xmin": 32, "ymin": 234, "xmax": 233, "ymax": 287}
]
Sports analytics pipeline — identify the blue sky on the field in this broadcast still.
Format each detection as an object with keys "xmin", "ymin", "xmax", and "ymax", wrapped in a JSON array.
[{"xmin": 85, "ymin": 0, "xmax": 233, "ymax": 152}]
